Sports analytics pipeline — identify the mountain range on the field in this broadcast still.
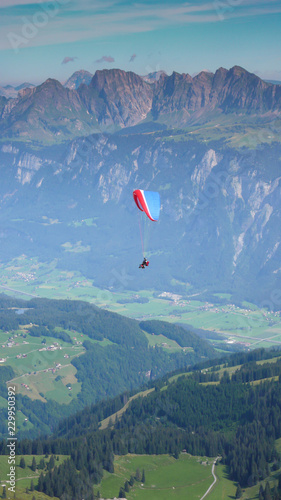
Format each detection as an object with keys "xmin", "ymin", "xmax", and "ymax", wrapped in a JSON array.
[
  {"xmin": 0, "ymin": 65, "xmax": 281, "ymax": 143},
  {"xmin": 0, "ymin": 65, "xmax": 280, "ymax": 309}
]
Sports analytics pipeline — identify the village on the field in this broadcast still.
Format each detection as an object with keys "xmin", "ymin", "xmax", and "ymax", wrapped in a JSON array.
[{"xmin": 0, "ymin": 325, "xmax": 85, "ymax": 404}]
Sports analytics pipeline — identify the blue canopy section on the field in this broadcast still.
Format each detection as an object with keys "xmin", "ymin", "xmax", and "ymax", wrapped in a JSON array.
[{"xmin": 143, "ymin": 190, "xmax": 161, "ymax": 221}]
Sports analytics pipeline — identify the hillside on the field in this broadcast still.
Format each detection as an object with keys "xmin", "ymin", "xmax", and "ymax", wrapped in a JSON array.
[
  {"xmin": 0, "ymin": 294, "xmax": 215, "ymax": 439},
  {"xmin": 2, "ymin": 347, "xmax": 281, "ymax": 499}
]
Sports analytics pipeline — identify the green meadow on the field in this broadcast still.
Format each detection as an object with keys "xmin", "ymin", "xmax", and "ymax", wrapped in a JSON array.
[
  {"xmin": 99, "ymin": 453, "xmax": 216, "ymax": 500},
  {"xmin": 1, "ymin": 451, "xmax": 280, "ymax": 500},
  {"xmin": 99, "ymin": 451, "xmax": 281, "ymax": 500},
  {"xmin": 99, "ymin": 388, "xmax": 155, "ymax": 430},
  {"xmin": 143, "ymin": 331, "xmax": 193, "ymax": 353}
]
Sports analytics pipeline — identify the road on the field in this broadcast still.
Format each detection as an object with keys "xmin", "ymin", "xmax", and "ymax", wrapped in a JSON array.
[
  {"xmin": 0, "ymin": 284, "xmax": 38, "ymax": 297},
  {"xmin": 200, "ymin": 458, "xmax": 218, "ymax": 500}
]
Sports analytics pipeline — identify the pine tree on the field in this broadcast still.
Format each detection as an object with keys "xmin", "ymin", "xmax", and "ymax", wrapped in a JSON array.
[
  {"xmin": 30, "ymin": 479, "xmax": 34, "ymax": 491},
  {"xmin": 236, "ymin": 483, "xmax": 242, "ymax": 499},
  {"xmin": 48, "ymin": 455, "xmax": 55, "ymax": 470},
  {"xmin": 119, "ymin": 486, "xmax": 126, "ymax": 498},
  {"xmin": 31, "ymin": 456, "xmax": 37, "ymax": 471},
  {"xmin": 264, "ymin": 481, "xmax": 272, "ymax": 500},
  {"xmin": 135, "ymin": 467, "xmax": 141, "ymax": 481},
  {"xmin": 141, "ymin": 469, "xmax": 145, "ymax": 483},
  {"xmin": 20, "ymin": 457, "xmax": 26, "ymax": 468},
  {"xmin": 124, "ymin": 480, "xmax": 130, "ymax": 492},
  {"xmin": 38, "ymin": 472, "xmax": 44, "ymax": 492},
  {"xmin": 2, "ymin": 486, "xmax": 7, "ymax": 499}
]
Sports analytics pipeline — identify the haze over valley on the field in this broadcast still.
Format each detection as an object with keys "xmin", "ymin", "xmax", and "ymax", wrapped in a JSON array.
[{"xmin": 1, "ymin": 0, "xmax": 281, "ymax": 498}]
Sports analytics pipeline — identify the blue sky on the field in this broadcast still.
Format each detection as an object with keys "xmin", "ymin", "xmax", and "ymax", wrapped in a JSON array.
[{"xmin": 0, "ymin": 0, "xmax": 281, "ymax": 86}]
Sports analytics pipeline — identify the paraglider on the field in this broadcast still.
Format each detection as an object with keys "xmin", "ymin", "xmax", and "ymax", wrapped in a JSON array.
[
  {"xmin": 133, "ymin": 189, "xmax": 160, "ymax": 268},
  {"xmin": 139, "ymin": 257, "xmax": 149, "ymax": 269},
  {"xmin": 133, "ymin": 189, "xmax": 161, "ymax": 222}
]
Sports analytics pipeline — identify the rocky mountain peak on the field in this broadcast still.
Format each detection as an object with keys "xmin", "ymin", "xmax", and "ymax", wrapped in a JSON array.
[
  {"xmin": 64, "ymin": 70, "xmax": 93, "ymax": 90},
  {"xmin": 39, "ymin": 78, "xmax": 65, "ymax": 91},
  {"xmin": 86, "ymin": 68, "xmax": 153, "ymax": 129},
  {"xmin": 90, "ymin": 68, "xmax": 147, "ymax": 91}
]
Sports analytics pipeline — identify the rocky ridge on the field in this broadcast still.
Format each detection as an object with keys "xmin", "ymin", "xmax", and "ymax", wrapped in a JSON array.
[{"xmin": 0, "ymin": 66, "xmax": 281, "ymax": 142}]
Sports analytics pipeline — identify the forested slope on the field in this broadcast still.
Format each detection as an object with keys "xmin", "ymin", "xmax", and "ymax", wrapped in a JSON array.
[
  {"xmin": 0, "ymin": 294, "xmax": 215, "ymax": 438},
  {"xmin": 1, "ymin": 348, "xmax": 280, "ymax": 498}
]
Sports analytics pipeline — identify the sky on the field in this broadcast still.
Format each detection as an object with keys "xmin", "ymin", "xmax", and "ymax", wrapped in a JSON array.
[{"xmin": 0, "ymin": 0, "xmax": 281, "ymax": 86}]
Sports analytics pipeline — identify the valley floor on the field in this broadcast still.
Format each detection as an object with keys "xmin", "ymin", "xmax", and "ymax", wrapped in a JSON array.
[{"xmin": 1, "ymin": 257, "xmax": 281, "ymax": 353}]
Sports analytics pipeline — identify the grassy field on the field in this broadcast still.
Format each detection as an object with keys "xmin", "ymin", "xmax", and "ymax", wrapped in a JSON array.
[
  {"xmin": 99, "ymin": 388, "xmax": 155, "ymax": 430},
  {"xmin": 99, "ymin": 452, "xmax": 281, "ymax": 500},
  {"xmin": 198, "ymin": 354, "xmax": 281, "ymax": 387},
  {"xmin": 0, "ymin": 451, "xmax": 279, "ymax": 500},
  {"xmin": 174, "ymin": 121, "xmax": 281, "ymax": 148},
  {"xmin": 0, "ymin": 326, "xmax": 85, "ymax": 403},
  {"xmin": 143, "ymin": 331, "xmax": 194, "ymax": 353},
  {"xmin": 99, "ymin": 453, "xmax": 216, "ymax": 500}
]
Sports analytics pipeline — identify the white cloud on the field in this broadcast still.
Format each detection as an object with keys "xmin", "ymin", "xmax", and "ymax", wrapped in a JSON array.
[
  {"xmin": 0, "ymin": 0, "xmax": 44, "ymax": 6},
  {"xmin": 1, "ymin": 0, "xmax": 281, "ymax": 52}
]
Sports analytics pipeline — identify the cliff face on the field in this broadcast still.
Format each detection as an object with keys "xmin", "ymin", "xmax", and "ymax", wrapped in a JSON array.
[
  {"xmin": 86, "ymin": 69, "xmax": 154, "ymax": 128},
  {"xmin": 0, "ymin": 65, "xmax": 280, "ymax": 306},
  {"xmin": 1, "ymin": 66, "xmax": 281, "ymax": 142},
  {"xmin": 0, "ymin": 132, "xmax": 280, "ymax": 307}
]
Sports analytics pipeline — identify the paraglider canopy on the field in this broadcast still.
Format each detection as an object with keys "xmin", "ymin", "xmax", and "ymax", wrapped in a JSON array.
[{"xmin": 133, "ymin": 189, "xmax": 160, "ymax": 222}]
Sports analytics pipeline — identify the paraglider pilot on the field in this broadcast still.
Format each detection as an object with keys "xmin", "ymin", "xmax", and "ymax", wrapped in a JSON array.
[{"xmin": 139, "ymin": 257, "xmax": 149, "ymax": 269}]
